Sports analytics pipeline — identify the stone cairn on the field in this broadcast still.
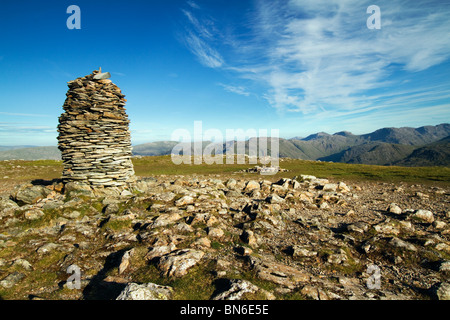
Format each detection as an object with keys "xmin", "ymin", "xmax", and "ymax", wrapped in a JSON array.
[{"xmin": 57, "ymin": 69, "xmax": 135, "ymax": 189}]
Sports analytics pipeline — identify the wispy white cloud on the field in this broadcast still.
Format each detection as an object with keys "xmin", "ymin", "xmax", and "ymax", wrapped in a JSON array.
[
  {"xmin": 183, "ymin": 29, "xmax": 224, "ymax": 68},
  {"xmin": 217, "ymin": 83, "xmax": 250, "ymax": 96},
  {"xmin": 0, "ymin": 112, "xmax": 52, "ymax": 118},
  {"xmin": 255, "ymin": 0, "xmax": 450, "ymax": 113},
  {"xmin": 111, "ymin": 71, "xmax": 126, "ymax": 77},
  {"xmin": 0, "ymin": 123, "xmax": 57, "ymax": 146},
  {"xmin": 187, "ymin": 0, "xmax": 200, "ymax": 10},
  {"xmin": 0, "ymin": 123, "xmax": 55, "ymax": 132},
  {"xmin": 181, "ymin": 0, "xmax": 450, "ymax": 118},
  {"xmin": 180, "ymin": 4, "xmax": 224, "ymax": 68}
]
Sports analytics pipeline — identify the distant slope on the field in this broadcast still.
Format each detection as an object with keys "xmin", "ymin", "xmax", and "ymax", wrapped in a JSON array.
[
  {"xmin": 132, "ymin": 141, "xmax": 215, "ymax": 156},
  {"xmin": 361, "ymin": 124, "xmax": 450, "ymax": 145},
  {"xmin": 289, "ymin": 132, "xmax": 365, "ymax": 160},
  {"xmin": 132, "ymin": 141, "xmax": 179, "ymax": 156},
  {"xmin": 394, "ymin": 136, "xmax": 450, "ymax": 167},
  {"xmin": 0, "ymin": 145, "xmax": 36, "ymax": 152},
  {"xmin": 319, "ymin": 142, "xmax": 417, "ymax": 165},
  {"xmin": 0, "ymin": 146, "xmax": 61, "ymax": 160}
]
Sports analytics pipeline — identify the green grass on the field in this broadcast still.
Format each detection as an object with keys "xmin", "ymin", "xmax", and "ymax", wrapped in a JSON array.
[
  {"xmin": 129, "ymin": 258, "xmax": 217, "ymax": 300},
  {"xmin": 101, "ymin": 219, "xmax": 133, "ymax": 232},
  {"xmin": 1, "ymin": 156, "xmax": 449, "ymax": 187},
  {"xmin": 280, "ymin": 159, "xmax": 450, "ymax": 184},
  {"xmin": 132, "ymin": 155, "xmax": 449, "ymax": 185},
  {"xmin": 132, "ymin": 156, "xmax": 251, "ymax": 176}
]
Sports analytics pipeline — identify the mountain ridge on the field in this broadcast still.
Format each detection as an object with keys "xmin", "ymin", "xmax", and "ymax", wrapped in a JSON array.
[{"xmin": 1, "ymin": 123, "xmax": 448, "ymax": 166}]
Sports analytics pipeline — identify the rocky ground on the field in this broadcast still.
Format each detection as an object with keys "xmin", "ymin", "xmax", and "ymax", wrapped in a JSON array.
[{"xmin": 0, "ymin": 172, "xmax": 449, "ymax": 300}]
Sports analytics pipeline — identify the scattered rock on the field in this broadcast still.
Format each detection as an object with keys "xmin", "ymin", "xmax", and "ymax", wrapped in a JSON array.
[
  {"xmin": 225, "ymin": 179, "xmax": 237, "ymax": 189},
  {"xmin": 175, "ymin": 196, "xmax": 194, "ymax": 207},
  {"xmin": 119, "ymin": 249, "xmax": 134, "ymax": 274},
  {"xmin": 64, "ymin": 182, "xmax": 95, "ymax": 197},
  {"xmin": 36, "ymin": 243, "xmax": 60, "ymax": 255},
  {"xmin": 104, "ymin": 203, "xmax": 120, "ymax": 215},
  {"xmin": 207, "ymin": 227, "xmax": 224, "ymax": 239},
  {"xmin": 435, "ymin": 282, "xmax": 450, "ymax": 300},
  {"xmin": 24, "ymin": 208, "xmax": 44, "ymax": 220},
  {"xmin": 387, "ymin": 203, "xmax": 403, "ymax": 215},
  {"xmin": 319, "ymin": 202, "xmax": 330, "ymax": 210},
  {"xmin": 253, "ymin": 258, "xmax": 310, "ymax": 289},
  {"xmin": 12, "ymin": 259, "xmax": 33, "ymax": 271},
  {"xmin": 241, "ymin": 230, "xmax": 258, "ymax": 248},
  {"xmin": 152, "ymin": 213, "xmax": 182, "ymax": 228},
  {"xmin": 327, "ymin": 250, "xmax": 348, "ymax": 264},
  {"xmin": 347, "ymin": 222, "xmax": 370, "ymax": 234},
  {"xmin": 433, "ymin": 220, "xmax": 447, "ymax": 229},
  {"xmin": 411, "ymin": 209, "xmax": 434, "ymax": 224},
  {"xmin": 439, "ymin": 261, "xmax": 450, "ymax": 273},
  {"xmin": 323, "ymin": 183, "xmax": 338, "ymax": 192},
  {"xmin": 174, "ymin": 221, "xmax": 194, "ymax": 233},
  {"xmin": 192, "ymin": 237, "xmax": 211, "ymax": 249},
  {"xmin": 157, "ymin": 249, "xmax": 204, "ymax": 278},
  {"xmin": 235, "ymin": 246, "xmax": 253, "ymax": 256},
  {"xmin": 244, "ymin": 180, "xmax": 260, "ymax": 192},
  {"xmin": 291, "ymin": 246, "xmax": 317, "ymax": 258},
  {"xmin": 0, "ymin": 199, "xmax": 19, "ymax": 212},
  {"xmin": 213, "ymin": 279, "xmax": 265, "ymax": 300},
  {"xmin": 145, "ymin": 244, "xmax": 177, "ymax": 261},
  {"xmin": 11, "ymin": 185, "xmax": 51, "ymax": 205},
  {"xmin": 373, "ymin": 220, "xmax": 401, "ymax": 236},
  {"xmin": 436, "ymin": 243, "xmax": 450, "ymax": 253},
  {"xmin": 158, "ymin": 192, "xmax": 176, "ymax": 202},
  {"xmin": 301, "ymin": 285, "xmax": 329, "ymax": 300},
  {"xmin": 338, "ymin": 182, "xmax": 350, "ymax": 193},
  {"xmin": 63, "ymin": 210, "xmax": 81, "ymax": 219},
  {"xmin": 389, "ymin": 237, "xmax": 417, "ymax": 251},
  {"xmin": 0, "ymin": 272, "xmax": 25, "ymax": 288},
  {"xmin": 266, "ymin": 194, "xmax": 284, "ymax": 204}
]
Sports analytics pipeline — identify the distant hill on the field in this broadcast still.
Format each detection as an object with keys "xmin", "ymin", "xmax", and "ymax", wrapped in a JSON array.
[
  {"xmin": 0, "ymin": 146, "xmax": 61, "ymax": 160},
  {"xmin": 394, "ymin": 136, "xmax": 450, "ymax": 167},
  {"xmin": 319, "ymin": 142, "xmax": 417, "ymax": 165},
  {"xmin": 289, "ymin": 132, "xmax": 365, "ymax": 159},
  {"xmin": 132, "ymin": 141, "xmax": 179, "ymax": 156},
  {"xmin": 130, "ymin": 123, "xmax": 449, "ymax": 167},
  {"xmin": 291, "ymin": 124, "xmax": 450, "ymax": 165},
  {"xmin": 0, "ymin": 145, "xmax": 36, "ymax": 152},
  {"xmin": 360, "ymin": 124, "xmax": 450, "ymax": 145},
  {"xmin": 1, "ymin": 124, "xmax": 448, "ymax": 167}
]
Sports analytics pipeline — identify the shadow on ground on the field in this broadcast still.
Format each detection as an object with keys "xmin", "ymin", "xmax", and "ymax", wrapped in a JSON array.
[
  {"xmin": 82, "ymin": 249, "xmax": 129, "ymax": 300},
  {"xmin": 31, "ymin": 178, "xmax": 63, "ymax": 186}
]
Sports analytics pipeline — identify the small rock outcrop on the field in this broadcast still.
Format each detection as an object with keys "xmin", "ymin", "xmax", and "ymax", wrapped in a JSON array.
[{"xmin": 116, "ymin": 282, "xmax": 173, "ymax": 300}]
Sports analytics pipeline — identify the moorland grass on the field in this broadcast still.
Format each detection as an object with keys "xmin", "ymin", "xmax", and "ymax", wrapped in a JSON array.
[{"xmin": 1, "ymin": 155, "xmax": 448, "ymax": 187}]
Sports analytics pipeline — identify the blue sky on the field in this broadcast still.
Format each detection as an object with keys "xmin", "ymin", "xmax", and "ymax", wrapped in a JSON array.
[{"xmin": 0, "ymin": 0, "xmax": 449, "ymax": 146}]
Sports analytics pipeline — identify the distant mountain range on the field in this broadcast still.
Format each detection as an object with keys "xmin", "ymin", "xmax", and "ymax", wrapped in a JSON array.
[
  {"xmin": 1, "ymin": 123, "xmax": 449, "ymax": 167},
  {"xmin": 0, "ymin": 146, "xmax": 62, "ymax": 161}
]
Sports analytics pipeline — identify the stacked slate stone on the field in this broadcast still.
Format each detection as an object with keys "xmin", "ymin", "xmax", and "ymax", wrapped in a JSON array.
[{"xmin": 57, "ymin": 69, "xmax": 135, "ymax": 188}]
